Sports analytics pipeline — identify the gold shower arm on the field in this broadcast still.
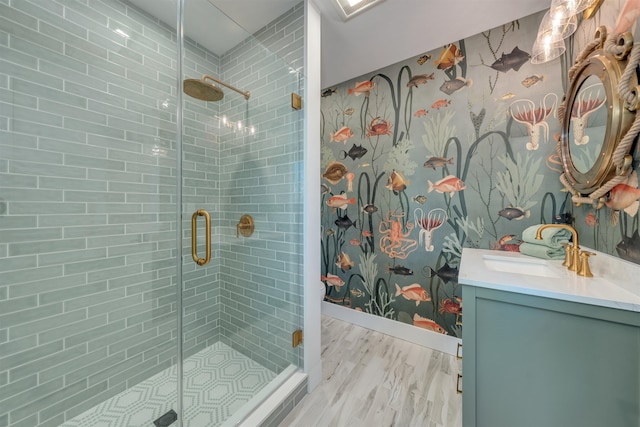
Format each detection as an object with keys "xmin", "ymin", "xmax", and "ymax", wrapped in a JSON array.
[{"xmin": 201, "ymin": 74, "xmax": 250, "ymax": 100}]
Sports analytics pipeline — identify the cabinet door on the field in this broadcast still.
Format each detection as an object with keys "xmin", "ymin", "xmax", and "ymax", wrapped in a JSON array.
[{"xmin": 471, "ymin": 290, "xmax": 639, "ymax": 427}]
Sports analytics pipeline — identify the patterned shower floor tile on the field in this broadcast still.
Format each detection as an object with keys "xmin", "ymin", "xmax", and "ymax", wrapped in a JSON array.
[{"xmin": 61, "ymin": 342, "xmax": 277, "ymax": 427}]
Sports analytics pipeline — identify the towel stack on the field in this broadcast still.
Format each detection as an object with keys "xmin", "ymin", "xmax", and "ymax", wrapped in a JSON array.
[{"xmin": 519, "ymin": 225, "xmax": 571, "ymax": 260}]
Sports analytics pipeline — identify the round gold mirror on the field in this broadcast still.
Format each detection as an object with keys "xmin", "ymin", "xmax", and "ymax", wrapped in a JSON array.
[{"xmin": 560, "ymin": 27, "xmax": 637, "ymax": 197}]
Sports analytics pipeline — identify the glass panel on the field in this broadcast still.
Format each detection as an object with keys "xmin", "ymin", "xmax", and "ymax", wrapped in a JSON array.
[
  {"xmin": 0, "ymin": 1, "xmax": 179, "ymax": 426},
  {"xmin": 0, "ymin": 0, "xmax": 304, "ymax": 425},
  {"xmin": 180, "ymin": 0, "xmax": 304, "ymax": 425}
]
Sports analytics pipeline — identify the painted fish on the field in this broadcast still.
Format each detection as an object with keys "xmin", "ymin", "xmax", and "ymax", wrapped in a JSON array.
[
  {"xmin": 616, "ymin": 230, "xmax": 640, "ymax": 264},
  {"xmin": 494, "ymin": 234, "xmax": 522, "ymax": 252},
  {"xmin": 604, "ymin": 171, "xmax": 640, "ymax": 216},
  {"xmin": 439, "ymin": 297, "xmax": 462, "ymax": 315},
  {"xmin": 417, "ymin": 53, "xmax": 432, "ymax": 65},
  {"xmin": 414, "ymin": 109, "xmax": 429, "ymax": 117},
  {"xmin": 406, "ymin": 73, "xmax": 435, "ymax": 88},
  {"xmin": 340, "ymin": 143, "xmax": 368, "ymax": 161},
  {"xmin": 348, "ymin": 80, "xmax": 375, "ymax": 97},
  {"xmin": 362, "ymin": 204, "xmax": 378, "ymax": 214},
  {"xmin": 335, "ymin": 213, "xmax": 357, "ymax": 230},
  {"xmin": 343, "ymin": 107, "xmax": 355, "ymax": 116},
  {"xmin": 615, "ymin": 0, "xmax": 640, "ymax": 33},
  {"xmin": 521, "ymin": 74, "xmax": 545, "ymax": 88},
  {"xmin": 336, "ymin": 251, "xmax": 355, "ymax": 270},
  {"xmin": 321, "ymin": 183, "xmax": 331, "ymax": 195},
  {"xmin": 349, "ymin": 238, "xmax": 361, "ymax": 246},
  {"xmin": 322, "ymin": 161, "xmax": 348, "ymax": 185},
  {"xmin": 427, "ymin": 263, "xmax": 459, "ymax": 284},
  {"xmin": 358, "ymin": 163, "xmax": 371, "ymax": 168},
  {"xmin": 500, "ymin": 243, "xmax": 522, "ymax": 252},
  {"xmin": 439, "ymin": 77, "xmax": 472, "ymax": 95},
  {"xmin": 498, "ymin": 206, "xmax": 530, "ymax": 221},
  {"xmin": 424, "ymin": 156, "xmax": 454, "ymax": 170},
  {"xmin": 386, "ymin": 265, "xmax": 413, "ymax": 275},
  {"xmin": 321, "ymin": 273, "xmax": 345, "ymax": 290},
  {"xmin": 386, "ymin": 170, "xmax": 410, "ymax": 193},
  {"xmin": 330, "ymin": 126, "xmax": 354, "ymax": 143},
  {"xmin": 326, "ymin": 193, "xmax": 356, "ymax": 209},
  {"xmin": 413, "ymin": 313, "xmax": 448, "ymax": 334},
  {"xmin": 495, "ymin": 92, "xmax": 516, "ymax": 101},
  {"xmin": 427, "ymin": 175, "xmax": 466, "ymax": 197},
  {"xmin": 412, "ymin": 195, "xmax": 427, "ymax": 204},
  {"xmin": 324, "ymin": 295, "xmax": 351, "ymax": 307},
  {"xmin": 350, "ymin": 289, "xmax": 366, "ymax": 298},
  {"xmin": 361, "ymin": 230, "xmax": 372, "ymax": 238},
  {"xmin": 321, "ymin": 87, "xmax": 337, "ymax": 97},
  {"xmin": 394, "ymin": 283, "xmax": 431, "ymax": 306},
  {"xmin": 431, "ymin": 99, "xmax": 451, "ymax": 109},
  {"xmin": 326, "ymin": 228, "xmax": 335, "ymax": 236},
  {"xmin": 490, "ymin": 46, "xmax": 531, "ymax": 73},
  {"xmin": 585, "ymin": 212, "xmax": 598, "ymax": 227},
  {"xmin": 434, "ymin": 43, "xmax": 464, "ymax": 70}
]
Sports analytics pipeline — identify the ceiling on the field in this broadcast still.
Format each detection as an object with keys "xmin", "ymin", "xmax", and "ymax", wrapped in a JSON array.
[
  {"xmin": 314, "ymin": 0, "xmax": 552, "ymax": 87},
  {"xmin": 127, "ymin": 0, "xmax": 551, "ymax": 86},
  {"xmin": 127, "ymin": 0, "xmax": 301, "ymax": 56}
]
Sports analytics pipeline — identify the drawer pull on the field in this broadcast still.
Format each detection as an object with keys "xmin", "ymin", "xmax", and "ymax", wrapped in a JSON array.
[
  {"xmin": 456, "ymin": 373, "xmax": 463, "ymax": 394},
  {"xmin": 456, "ymin": 342, "xmax": 462, "ymax": 360}
]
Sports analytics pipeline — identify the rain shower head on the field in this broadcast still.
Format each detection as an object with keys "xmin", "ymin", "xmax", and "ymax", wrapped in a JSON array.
[
  {"xmin": 183, "ymin": 74, "xmax": 250, "ymax": 101},
  {"xmin": 183, "ymin": 78, "xmax": 224, "ymax": 101}
]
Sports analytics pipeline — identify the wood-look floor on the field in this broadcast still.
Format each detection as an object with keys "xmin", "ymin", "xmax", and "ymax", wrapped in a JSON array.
[{"xmin": 280, "ymin": 315, "xmax": 462, "ymax": 427}]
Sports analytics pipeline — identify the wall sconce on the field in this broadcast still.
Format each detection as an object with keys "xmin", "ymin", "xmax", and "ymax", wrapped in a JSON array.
[{"xmin": 532, "ymin": 0, "xmax": 599, "ymax": 64}]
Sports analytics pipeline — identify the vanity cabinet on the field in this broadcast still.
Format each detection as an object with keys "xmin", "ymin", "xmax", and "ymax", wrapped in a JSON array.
[{"xmin": 461, "ymin": 285, "xmax": 640, "ymax": 427}]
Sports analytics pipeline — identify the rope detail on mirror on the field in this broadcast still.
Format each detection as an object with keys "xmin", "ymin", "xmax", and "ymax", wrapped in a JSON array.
[{"xmin": 558, "ymin": 30, "xmax": 640, "ymax": 211}]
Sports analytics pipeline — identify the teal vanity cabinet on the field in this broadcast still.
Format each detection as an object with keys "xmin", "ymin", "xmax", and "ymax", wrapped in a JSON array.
[{"xmin": 459, "ymin": 248, "xmax": 640, "ymax": 427}]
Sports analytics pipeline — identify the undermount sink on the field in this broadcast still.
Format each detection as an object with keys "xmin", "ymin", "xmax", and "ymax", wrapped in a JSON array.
[{"xmin": 482, "ymin": 254, "xmax": 562, "ymax": 278}]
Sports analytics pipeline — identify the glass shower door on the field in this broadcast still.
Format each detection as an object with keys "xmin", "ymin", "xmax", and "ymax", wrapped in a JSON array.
[{"xmin": 178, "ymin": 0, "xmax": 305, "ymax": 425}]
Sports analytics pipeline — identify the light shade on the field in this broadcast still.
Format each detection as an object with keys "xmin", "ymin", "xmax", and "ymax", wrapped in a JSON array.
[
  {"xmin": 531, "ymin": 35, "xmax": 566, "ymax": 64},
  {"xmin": 538, "ymin": 9, "xmax": 578, "ymax": 42},
  {"xmin": 550, "ymin": 0, "xmax": 597, "ymax": 17}
]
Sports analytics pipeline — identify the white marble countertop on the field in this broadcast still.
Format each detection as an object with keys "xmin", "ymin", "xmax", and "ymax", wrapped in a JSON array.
[{"xmin": 459, "ymin": 247, "xmax": 640, "ymax": 313}]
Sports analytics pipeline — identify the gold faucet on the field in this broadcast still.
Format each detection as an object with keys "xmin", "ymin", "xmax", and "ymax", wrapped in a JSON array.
[{"xmin": 535, "ymin": 224, "xmax": 593, "ymax": 277}]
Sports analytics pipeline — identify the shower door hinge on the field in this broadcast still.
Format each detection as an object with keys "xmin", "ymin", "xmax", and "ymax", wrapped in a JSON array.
[
  {"xmin": 291, "ymin": 92, "xmax": 302, "ymax": 110},
  {"xmin": 292, "ymin": 329, "xmax": 303, "ymax": 347}
]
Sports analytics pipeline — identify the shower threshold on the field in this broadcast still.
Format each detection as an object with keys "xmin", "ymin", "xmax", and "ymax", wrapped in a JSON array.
[{"xmin": 60, "ymin": 342, "xmax": 279, "ymax": 427}]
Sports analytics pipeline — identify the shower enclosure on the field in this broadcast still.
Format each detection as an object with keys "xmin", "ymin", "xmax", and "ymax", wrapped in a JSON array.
[{"xmin": 0, "ymin": 0, "xmax": 305, "ymax": 426}]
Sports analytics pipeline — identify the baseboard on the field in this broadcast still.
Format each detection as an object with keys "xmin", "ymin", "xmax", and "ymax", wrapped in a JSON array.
[
  {"xmin": 236, "ymin": 370, "xmax": 308, "ymax": 427},
  {"xmin": 321, "ymin": 301, "xmax": 461, "ymax": 355}
]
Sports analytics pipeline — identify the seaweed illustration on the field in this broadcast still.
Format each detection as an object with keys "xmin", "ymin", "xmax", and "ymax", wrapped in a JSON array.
[
  {"xmin": 422, "ymin": 110, "xmax": 457, "ymax": 158},
  {"xmin": 384, "ymin": 138, "xmax": 417, "ymax": 176},
  {"xmin": 495, "ymin": 152, "xmax": 544, "ymax": 214},
  {"xmin": 440, "ymin": 118, "xmax": 516, "ymax": 242},
  {"xmin": 478, "ymin": 20, "xmax": 521, "ymax": 94},
  {"xmin": 360, "ymin": 66, "xmax": 414, "ymax": 145}
]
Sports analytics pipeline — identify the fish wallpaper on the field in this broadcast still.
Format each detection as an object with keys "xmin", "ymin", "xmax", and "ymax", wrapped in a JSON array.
[{"xmin": 320, "ymin": 0, "xmax": 640, "ymax": 337}]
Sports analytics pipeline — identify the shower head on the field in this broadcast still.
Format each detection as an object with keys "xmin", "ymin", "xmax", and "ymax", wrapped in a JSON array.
[
  {"xmin": 183, "ymin": 74, "xmax": 250, "ymax": 102},
  {"xmin": 183, "ymin": 78, "xmax": 224, "ymax": 102}
]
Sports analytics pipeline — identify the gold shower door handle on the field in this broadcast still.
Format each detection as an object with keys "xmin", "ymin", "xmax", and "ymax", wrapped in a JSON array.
[{"xmin": 191, "ymin": 209, "xmax": 211, "ymax": 266}]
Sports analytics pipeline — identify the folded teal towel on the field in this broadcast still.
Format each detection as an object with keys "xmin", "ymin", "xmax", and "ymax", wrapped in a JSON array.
[
  {"xmin": 521, "ymin": 225, "xmax": 571, "ymax": 248},
  {"xmin": 519, "ymin": 242, "xmax": 566, "ymax": 260}
]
